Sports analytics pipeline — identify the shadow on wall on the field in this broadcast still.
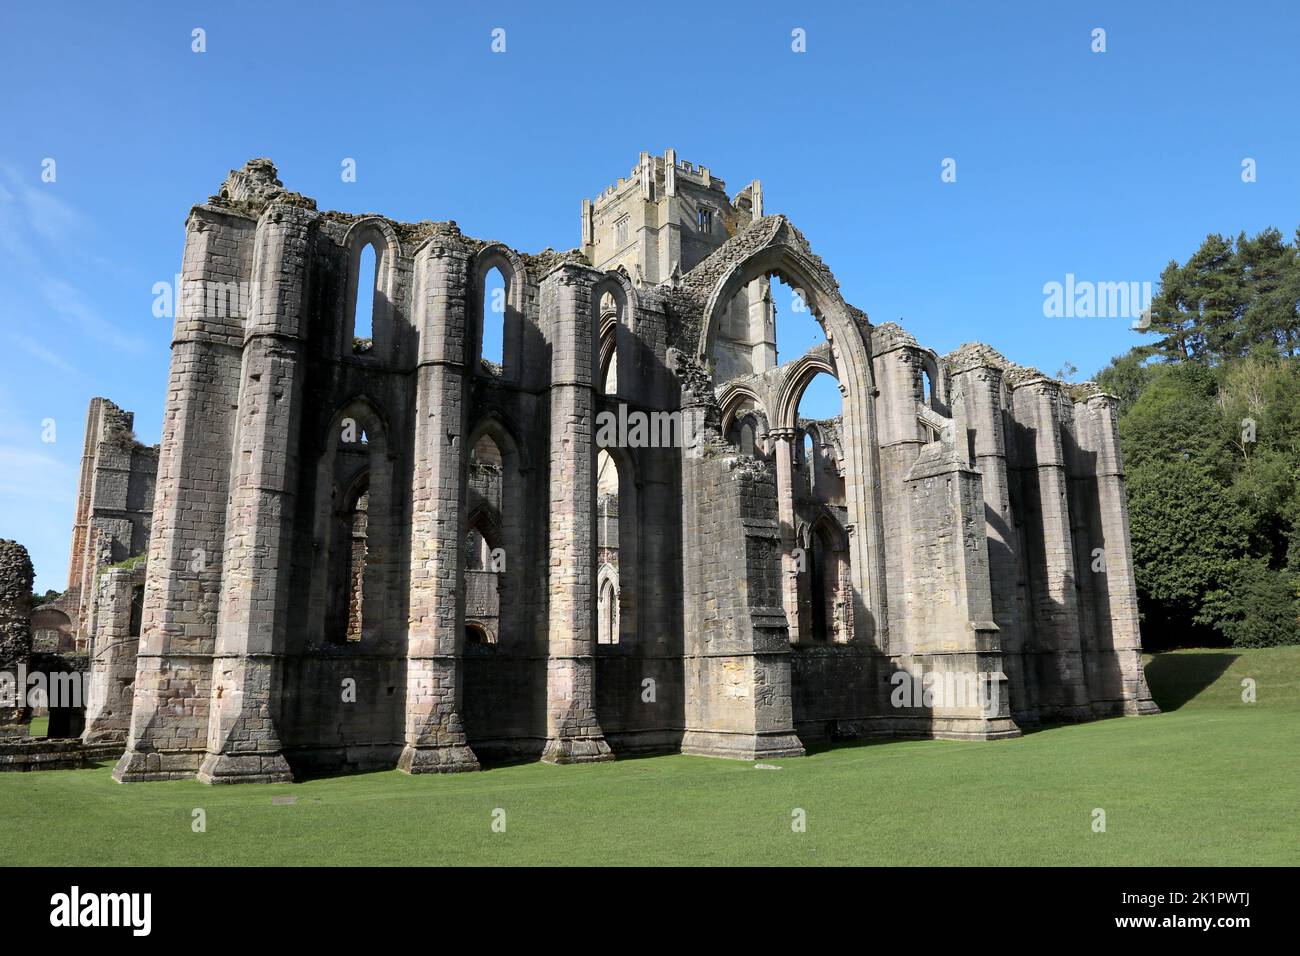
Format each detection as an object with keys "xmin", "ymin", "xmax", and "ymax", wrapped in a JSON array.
[{"xmin": 1142, "ymin": 652, "xmax": 1238, "ymax": 712}]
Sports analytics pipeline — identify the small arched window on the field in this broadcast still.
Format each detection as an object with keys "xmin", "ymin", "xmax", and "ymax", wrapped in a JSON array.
[
  {"xmin": 597, "ymin": 574, "xmax": 619, "ymax": 646},
  {"xmin": 353, "ymin": 242, "xmax": 378, "ymax": 355},
  {"xmin": 593, "ymin": 277, "xmax": 637, "ymax": 401},
  {"xmin": 598, "ymin": 291, "xmax": 621, "ymax": 396},
  {"xmin": 465, "ymin": 623, "xmax": 492, "ymax": 646},
  {"xmin": 481, "ymin": 266, "xmax": 506, "ymax": 370}
]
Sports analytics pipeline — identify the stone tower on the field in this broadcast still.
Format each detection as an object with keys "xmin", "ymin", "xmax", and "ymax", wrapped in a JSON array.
[{"xmin": 583, "ymin": 150, "xmax": 777, "ymax": 384}]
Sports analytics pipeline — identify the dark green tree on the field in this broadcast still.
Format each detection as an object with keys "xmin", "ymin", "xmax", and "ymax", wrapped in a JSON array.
[{"xmin": 1237, "ymin": 227, "xmax": 1300, "ymax": 357}]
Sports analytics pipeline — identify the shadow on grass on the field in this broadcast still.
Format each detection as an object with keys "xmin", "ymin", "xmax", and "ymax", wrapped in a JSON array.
[
  {"xmin": 272, "ymin": 652, "xmax": 1246, "ymax": 784},
  {"xmin": 1143, "ymin": 652, "xmax": 1238, "ymax": 712},
  {"xmin": 800, "ymin": 737, "xmax": 933, "ymax": 758},
  {"xmin": 289, "ymin": 749, "xmax": 672, "ymax": 782}
]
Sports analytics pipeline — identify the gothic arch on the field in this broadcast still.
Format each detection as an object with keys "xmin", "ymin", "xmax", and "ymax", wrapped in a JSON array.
[
  {"xmin": 341, "ymin": 217, "xmax": 401, "ymax": 362},
  {"xmin": 594, "ymin": 444, "xmax": 640, "ymax": 647},
  {"xmin": 776, "ymin": 351, "xmax": 840, "ymax": 431},
  {"xmin": 473, "ymin": 244, "xmax": 527, "ymax": 381},
  {"xmin": 596, "ymin": 562, "xmax": 620, "ymax": 646},
  {"xmin": 807, "ymin": 511, "xmax": 852, "ymax": 644},
  {"xmin": 307, "ymin": 396, "xmax": 396, "ymax": 645},
  {"xmin": 718, "ymin": 383, "xmax": 772, "ymax": 438},
  {"xmin": 466, "ymin": 409, "xmax": 531, "ymax": 475},
  {"xmin": 592, "ymin": 270, "xmax": 638, "ymax": 397},
  {"xmin": 696, "ymin": 232, "xmax": 887, "ymax": 648},
  {"xmin": 464, "ymin": 412, "xmax": 528, "ymax": 650},
  {"xmin": 919, "ymin": 348, "xmax": 947, "ymax": 413}
]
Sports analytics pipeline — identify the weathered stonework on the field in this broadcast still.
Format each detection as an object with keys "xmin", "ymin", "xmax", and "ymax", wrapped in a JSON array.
[
  {"xmin": 0, "ymin": 540, "xmax": 35, "ymax": 739},
  {"xmin": 49, "ymin": 152, "xmax": 1153, "ymax": 785},
  {"xmin": 60, "ymin": 398, "xmax": 156, "ymax": 654},
  {"xmin": 81, "ymin": 561, "xmax": 145, "ymax": 745}
]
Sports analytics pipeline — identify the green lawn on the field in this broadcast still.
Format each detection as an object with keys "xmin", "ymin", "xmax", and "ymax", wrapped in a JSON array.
[{"xmin": 2, "ymin": 647, "xmax": 1297, "ymax": 866}]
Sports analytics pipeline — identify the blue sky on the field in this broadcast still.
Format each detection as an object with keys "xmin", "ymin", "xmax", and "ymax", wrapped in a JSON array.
[{"xmin": 3, "ymin": 0, "xmax": 1298, "ymax": 590}]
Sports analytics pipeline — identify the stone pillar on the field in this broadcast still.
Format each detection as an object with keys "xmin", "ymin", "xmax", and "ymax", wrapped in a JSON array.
[
  {"xmin": 398, "ymin": 239, "xmax": 480, "ymax": 774},
  {"xmin": 65, "ymin": 400, "xmax": 105, "ymax": 628},
  {"xmin": 674, "ymin": 351, "xmax": 804, "ymax": 760},
  {"xmin": 869, "ymin": 339, "xmax": 927, "ymax": 654},
  {"xmin": 1077, "ymin": 394, "xmax": 1159, "ymax": 716},
  {"xmin": 0, "ymin": 541, "xmax": 34, "ymax": 739},
  {"xmin": 68, "ymin": 401, "xmax": 139, "ymax": 647},
  {"xmin": 950, "ymin": 362, "xmax": 1037, "ymax": 726},
  {"xmin": 770, "ymin": 427, "xmax": 803, "ymax": 644},
  {"xmin": 1009, "ymin": 379, "xmax": 1092, "ymax": 722},
  {"xmin": 540, "ymin": 265, "xmax": 612, "ymax": 764},
  {"xmin": 896, "ymin": 421, "xmax": 1019, "ymax": 740},
  {"xmin": 82, "ymin": 563, "xmax": 143, "ymax": 745},
  {"xmin": 195, "ymin": 203, "xmax": 313, "ymax": 784},
  {"xmin": 116, "ymin": 205, "xmax": 254, "ymax": 783}
]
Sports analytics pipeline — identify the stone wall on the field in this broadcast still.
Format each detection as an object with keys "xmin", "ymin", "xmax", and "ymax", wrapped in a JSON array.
[
  {"xmin": 943, "ymin": 343, "xmax": 1158, "ymax": 724},
  {"xmin": 70, "ymin": 155, "xmax": 1156, "ymax": 785},
  {"xmin": 82, "ymin": 562, "xmax": 144, "ymax": 745},
  {"xmin": 64, "ymin": 398, "xmax": 156, "ymax": 652}
]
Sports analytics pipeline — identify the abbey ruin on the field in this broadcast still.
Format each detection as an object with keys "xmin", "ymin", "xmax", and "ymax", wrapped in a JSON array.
[{"xmin": 4, "ymin": 152, "xmax": 1158, "ymax": 782}]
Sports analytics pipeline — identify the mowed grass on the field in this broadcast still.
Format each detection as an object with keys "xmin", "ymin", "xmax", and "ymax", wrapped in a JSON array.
[{"xmin": 1, "ymin": 647, "xmax": 1296, "ymax": 866}]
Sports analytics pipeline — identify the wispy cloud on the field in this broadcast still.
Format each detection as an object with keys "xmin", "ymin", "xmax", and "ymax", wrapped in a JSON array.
[
  {"xmin": 5, "ymin": 168, "xmax": 88, "ymax": 242},
  {"xmin": 13, "ymin": 333, "xmax": 79, "ymax": 375},
  {"xmin": 38, "ymin": 276, "xmax": 148, "ymax": 354},
  {"xmin": 0, "ymin": 445, "xmax": 76, "ymax": 505},
  {"xmin": 0, "ymin": 163, "xmax": 148, "ymax": 354},
  {"xmin": 0, "ymin": 163, "xmax": 88, "ymax": 259}
]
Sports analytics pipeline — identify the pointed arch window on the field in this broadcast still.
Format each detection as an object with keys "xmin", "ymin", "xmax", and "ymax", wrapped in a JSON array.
[
  {"xmin": 481, "ymin": 266, "xmax": 506, "ymax": 370},
  {"xmin": 353, "ymin": 243, "xmax": 377, "ymax": 353},
  {"xmin": 343, "ymin": 221, "xmax": 397, "ymax": 361}
]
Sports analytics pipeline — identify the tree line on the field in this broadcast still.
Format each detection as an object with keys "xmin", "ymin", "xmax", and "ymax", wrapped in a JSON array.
[{"xmin": 1095, "ymin": 227, "xmax": 1300, "ymax": 649}]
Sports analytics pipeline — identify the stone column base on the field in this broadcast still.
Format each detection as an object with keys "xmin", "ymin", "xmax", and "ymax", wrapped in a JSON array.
[
  {"xmin": 927, "ymin": 715, "xmax": 1022, "ymax": 740},
  {"xmin": 195, "ymin": 750, "xmax": 293, "ymax": 785},
  {"xmin": 540, "ymin": 735, "xmax": 613, "ymax": 764},
  {"xmin": 680, "ymin": 729, "xmax": 806, "ymax": 760},
  {"xmin": 1092, "ymin": 696, "xmax": 1161, "ymax": 718},
  {"xmin": 1131, "ymin": 696, "xmax": 1161, "ymax": 716},
  {"xmin": 113, "ymin": 748, "xmax": 204, "ymax": 783},
  {"xmin": 397, "ymin": 743, "xmax": 480, "ymax": 774}
]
